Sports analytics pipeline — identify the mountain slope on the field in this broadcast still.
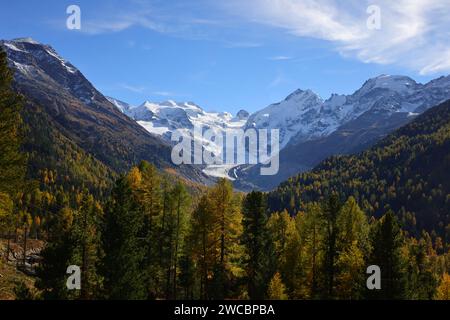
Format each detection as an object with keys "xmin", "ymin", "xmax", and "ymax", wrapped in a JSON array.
[
  {"xmin": 0, "ymin": 38, "xmax": 209, "ymax": 185},
  {"xmin": 268, "ymin": 99, "xmax": 450, "ymax": 237},
  {"xmin": 236, "ymin": 75, "xmax": 450, "ymax": 190}
]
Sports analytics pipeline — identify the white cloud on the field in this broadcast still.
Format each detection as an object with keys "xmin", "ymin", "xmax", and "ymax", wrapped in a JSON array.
[
  {"xmin": 223, "ymin": 41, "xmax": 263, "ymax": 48},
  {"xmin": 80, "ymin": 11, "xmax": 169, "ymax": 35},
  {"xmin": 268, "ymin": 56, "xmax": 293, "ymax": 61},
  {"xmin": 120, "ymin": 83, "xmax": 147, "ymax": 93},
  {"xmin": 224, "ymin": 0, "xmax": 450, "ymax": 75},
  {"xmin": 152, "ymin": 91, "xmax": 174, "ymax": 97}
]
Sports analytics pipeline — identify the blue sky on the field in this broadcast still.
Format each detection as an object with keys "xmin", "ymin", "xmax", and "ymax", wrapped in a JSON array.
[{"xmin": 1, "ymin": 0, "xmax": 448, "ymax": 114}]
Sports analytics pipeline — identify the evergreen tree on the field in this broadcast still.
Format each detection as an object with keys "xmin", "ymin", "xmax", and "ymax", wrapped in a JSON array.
[
  {"xmin": 335, "ymin": 197, "xmax": 371, "ymax": 299},
  {"xmin": 435, "ymin": 273, "xmax": 450, "ymax": 300},
  {"xmin": 267, "ymin": 210, "xmax": 300, "ymax": 296},
  {"xmin": 321, "ymin": 194, "xmax": 342, "ymax": 298},
  {"xmin": 36, "ymin": 207, "xmax": 75, "ymax": 300},
  {"xmin": 241, "ymin": 191, "xmax": 275, "ymax": 299},
  {"xmin": 71, "ymin": 191, "xmax": 103, "ymax": 299},
  {"xmin": 101, "ymin": 176, "xmax": 146, "ymax": 299},
  {"xmin": 294, "ymin": 203, "xmax": 324, "ymax": 299},
  {"xmin": 133, "ymin": 162, "xmax": 163, "ymax": 298},
  {"xmin": 163, "ymin": 182, "xmax": 191, "ymax": 299},
  {"xmin": 368, "ymin": 210, "xmax": 405, "ymax": 299},
  {"xmin": 190, "ymin": 195, "xmax": 215, "ymax": 299},
  {"xmin": 403, "ymin": 234, "xmax": 439, "ymax": 299},
  {"xmin": 267, "ymin": 272, "xmax": 288, "ymax": 300}
]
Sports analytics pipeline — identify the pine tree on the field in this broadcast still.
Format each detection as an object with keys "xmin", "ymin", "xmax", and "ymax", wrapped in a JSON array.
[
  {"xmin": 321, "ymin": 194, "xmax": 342, "ymax": 298},
  {"xmin": 71, "ymin": 191, "xmax": 103, "ymax": 299},
  {"xmin": 190, "ymin": 179, "xmax": 244, "ymax": 299},
  {"xmin": 190, "ymin": 195, "xmax": 215, "ymax": 299},
  {"xmin": 0, "ymin": 193, "xmax": 13, "ymax": 262},
  {"xmin": 294, "ymin": 203, "xmax": 324, "ymax": 299},
  {"xmin": 435, "ymin": 273, "xmax": 450, "ymax": 300},
  {"xmin": 267, "ymin": 210, "xmax": 300, "ymax": 296},
  {"xmin": 335, "ymin": 197, "xmax": 371, "ymax": 299},
  {"xmin": 403, "ymin": 234, "xmax": 439, "ymax": 299},
  {"xmin": 36, "ymin": 207, "xmax": 75, "ymax": 299},
  {"xmin": 368, "ymin": 210, "xmax": 405, "ymax": 299},
  {"xmin": 134, "ymin": 162, "xmax": 163, "ymax": 298},
  {"xmin": 267, "ymin": 272, "xmax": 288, "ymax": 300},
  {"xmin": 101, "ymin": 176, "xmax": 146, "ymax": 299},
  {"xmin": 159, "ymin": 182, "xmax": 191, "ymax": 299},
  {"xmin": 241, "ymin": 191, "xmax": 275, "ymax": 299}
]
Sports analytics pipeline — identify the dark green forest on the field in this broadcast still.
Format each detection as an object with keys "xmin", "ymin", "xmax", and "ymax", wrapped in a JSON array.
[{"xmin": 1, "ymin": 49, "xmax": 449, "ymax": 300}]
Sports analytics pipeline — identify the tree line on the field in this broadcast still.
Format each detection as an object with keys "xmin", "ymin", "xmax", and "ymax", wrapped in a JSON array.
[{"xmin": 29, "ymin": 171, "xmax": 450, "ymax": 300}]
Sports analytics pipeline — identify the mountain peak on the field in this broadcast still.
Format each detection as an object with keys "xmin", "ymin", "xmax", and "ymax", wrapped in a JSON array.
[
  {"xmin": 285, "ymin": 88, "xmax": 320, "ymax": 102},
  {"xmin": 11, "ymin": 37, "xmax": 40, "ymax": 44},
  {"xmin": 236, "ymin": 109, "xmax": 250, "ymax": 120},
  {"xmin": 357, "ymin": 74, "xmax": 418, "ymax": 96}
]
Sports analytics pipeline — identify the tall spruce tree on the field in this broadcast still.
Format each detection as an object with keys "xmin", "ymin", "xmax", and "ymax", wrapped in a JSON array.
[
  {"xmin": 36, "ymin": 207, "xmax": 76, "ymax": 299},
  {"xmin": 71, "ymin": 191, "xmax": 103, "ymax": 299},
  {"xmin": 321, "ymin": 194, "xmax": 342, "ymax": 298},
  {"xmin": 241, "ymin": 191, "xmax": 275, "ymax": 299},
  {"xmin": 101, "ymin": 176, "xmax": 146, "ymax": 299},
  {"xmin": 294, "ymin": 203, "xmax": 324, "ymax": 299},
  {"xmin": 368, "ymin": 210, "xmax": 405, "ymax": 299}
]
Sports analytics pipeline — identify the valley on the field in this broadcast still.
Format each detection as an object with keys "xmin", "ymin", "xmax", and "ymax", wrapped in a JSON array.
[{"xmin": 0, "ymin": 37, "xmax": 449, "ymax": 301}]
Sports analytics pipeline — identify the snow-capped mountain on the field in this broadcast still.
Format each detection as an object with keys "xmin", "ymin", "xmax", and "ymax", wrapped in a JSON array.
[
  {"xmin": 247, "ymin": 74, "xmax": 450, "ymax": 151},
  {"xmin": 235, "ymin": 74, "xmax": 450, "ymax": 190},
  {"xmin": 1, "ymin": 37, "xmax": 110, "ymax": 108},
  {"xmin": 107, "ymin": 97, "xmax": 249, "ymax": 179},
  {"xmin": 10, "ymin": 37, "xmax": 449, "ymax": 188},
  {"xmin": 109, "ymin": 74, "xmax": 450, "ymax": 186},
  {"xmin": 108, "ymin": 98, "xmax": 248, "ymax": 140},
  {"xmin": 246, "ymin": 89, "xmax": 324, "ymax": 149}
]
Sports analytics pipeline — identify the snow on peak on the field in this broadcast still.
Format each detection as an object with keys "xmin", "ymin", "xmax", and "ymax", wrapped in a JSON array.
[
  {"xmin": 358, "ymin": 74, "xmax": 418, "ymax": 96},
  {"xmin": 2, "ymin": 38, "xmax": 78, "ymax": 75},
  {"xmin": 246, "ymin": 88, "xmax": 325, "ymax": 149},
  {"xmin": 12, "ymin": 37, "xmax": 40, "ymax": 44},
  {"xmin": 236, "ymin": 109, "xmax": 250, "ymax": 120},
  {"xmin": 107, "ymin": 97, "xmax": 135, "ymax": 113},
  {"xmin": 285, "ymin": 88, "xmax": 320, "ymax": 102}
]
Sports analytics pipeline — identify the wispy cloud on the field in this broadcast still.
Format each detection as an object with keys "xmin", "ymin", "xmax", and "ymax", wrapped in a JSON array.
[
  {"xmin": 77, "ymin": 1, "xmax": 228, "ymax": 39},
  {"xmin": 224, "ymin": 0, "xmax": 450, "ymax": 75},
  {"xmin": 118, "ymin": 84, "xmax": 182, "ymax": 99},
  {"xmin": 268, "ymin": 55, "xmax": 293, "ymax": 61},
  {"xmin": 120, "ymin": 83, "xmax": 147, "ymax": 94},
  {"xmin": 222, "ymin": 41, "xmax": 263, "ymax": 48},
  {"xmin": 152, "ymin": 91, "xmax": 174, "ymax": 97},
  {"xmin": 80, "ymin": 10, "xmax": 170, "ymax": 35}
]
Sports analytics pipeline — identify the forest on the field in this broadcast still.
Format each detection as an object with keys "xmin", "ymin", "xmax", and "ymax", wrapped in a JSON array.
[{"xmin": 0, "ymin": 49, "xmax": 449, "ymax": 300}]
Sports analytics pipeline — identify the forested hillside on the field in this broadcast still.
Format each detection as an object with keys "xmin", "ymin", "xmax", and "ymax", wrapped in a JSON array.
[
  {"xmin": 0, "ymin": 39, "xmax": 210, "ymax": 186},
  {"xmin": 269, "ymin": 99, "xmax": 450, "ymax": 240}
]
